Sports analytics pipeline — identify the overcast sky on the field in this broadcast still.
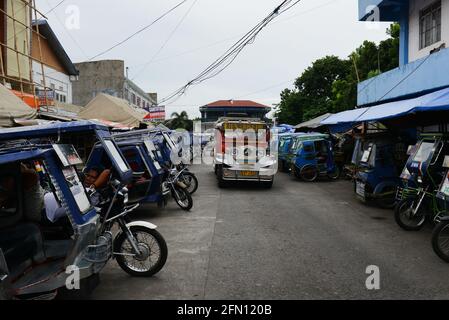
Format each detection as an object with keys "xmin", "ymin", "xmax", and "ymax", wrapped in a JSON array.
[{"xmin": 36, "ymin": 0, "xmax": 392, "ymax": 119}]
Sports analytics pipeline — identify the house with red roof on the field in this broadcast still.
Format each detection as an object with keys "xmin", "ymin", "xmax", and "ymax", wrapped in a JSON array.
[{"xmin": 199, "ymin": 100, "xmax": 271, "ymax": 123}]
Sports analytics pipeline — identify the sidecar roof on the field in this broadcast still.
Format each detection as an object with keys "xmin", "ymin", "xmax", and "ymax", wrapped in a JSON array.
[
  {"xmin": 0, "ymin": 120, "xmax": 109, "ymax": 142},
  {"xmin": 0, "ymin": 148, "xmax": 52, "ymax": 166}
]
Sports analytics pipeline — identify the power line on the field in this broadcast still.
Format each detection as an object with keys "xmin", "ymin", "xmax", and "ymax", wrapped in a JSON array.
[
  {"xmin": 44, "ymin": 0, "xmax": 90, "ymax": 60},
  {"xmin": 127, "ymin": 0, "xmax": 338, "ymax": 70},
  {"xmin": 88, "ymin": 0, "xmax": 190, "ymax": 61},
  {"xmin": 377, "ymin": 54, "xmax": 431, "ymax": 102},
  {"xmin": 233, "ymin": 78, "xmax": 296, "ymax": 100},
  {"xmin": 44, "ymin": 0, "xmax": 67, "ymax": 15},
  {"xmin": 131, "ymin": 0, "xmax": 199, "ymax": 81},
  {"xmin": 159, "ymin": 0, "xmax": 303, "ymax": 105}
]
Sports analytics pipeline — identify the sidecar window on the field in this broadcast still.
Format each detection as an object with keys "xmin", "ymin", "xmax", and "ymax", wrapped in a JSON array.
[
  {"xmin": 0, "ymin": 171, "xmax": 20, "ymax": 221},
  {"xmin": 104, "ymin": 140, "xmax": 129, "ymax": 173},
  {"xmin": 62, "ymin": 167, "xmax": 91, "ymax": 213}
]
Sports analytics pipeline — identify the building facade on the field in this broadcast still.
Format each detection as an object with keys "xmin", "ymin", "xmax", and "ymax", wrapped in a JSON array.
[
  {"xmin": 200, "ymin": 100, "xmax": 271, "ymax": 123},
  {"xmin": 31, "ymin": 20, "xmax": 79, "ymax": 105},
  {"xmin": 72, "ymin": 60, "xmax": 157, "ymax": 109},
  {"xmin": 358, "ymin": 0, "xmax": 449, "ymax": 107}
]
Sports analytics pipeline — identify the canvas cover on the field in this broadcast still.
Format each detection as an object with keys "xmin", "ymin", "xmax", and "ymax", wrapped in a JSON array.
[
  {"xmin": 0, "ymin": 83, "xmax": 37, "ymax": 127},
  {"xmin": 79, "ymin": 93, "xmax": 144, "ymax": 128},
  {"xmin": 322, "ymin": 87, "xmax": 449, "ymax": 125},
  {"xmin": 295, "ymin": 113, "xmax": 333, "ymax": 129}
]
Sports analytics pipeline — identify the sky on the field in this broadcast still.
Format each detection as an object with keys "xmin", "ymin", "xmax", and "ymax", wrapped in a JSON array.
[{"xmin": 36, "ymin": 0, "xmax": 392, "ymax": 119}]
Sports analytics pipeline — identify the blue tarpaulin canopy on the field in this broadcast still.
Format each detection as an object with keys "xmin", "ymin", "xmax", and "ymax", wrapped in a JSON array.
[{"xmin": 321, "ymin": 87, "xmax": 449, "ymax": 125}]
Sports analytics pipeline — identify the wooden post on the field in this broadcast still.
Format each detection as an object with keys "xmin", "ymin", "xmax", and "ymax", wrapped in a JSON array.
[
  {"xmin": 32, "ymin": 0, "xmax": 47, "ymax": 111},
  {"xmin": 10, "ymin": 0, "xmax": 25, "ymax": 96}
]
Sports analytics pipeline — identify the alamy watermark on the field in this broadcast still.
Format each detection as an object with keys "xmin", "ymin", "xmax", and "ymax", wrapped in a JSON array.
[
  {"xmin": 365, "ymin": 265, "xmax": 380, "ymax": 290},
  {"xmin": 65, "ymin": 5, "xmax": 81, "ymax": 30},
  {"xmin": 364, "ymin": 5, "xmax": 381, "ymax": 30},
  {"xmin": 65, "ymin": 265, "xmax": 80, "ymax": 290}
]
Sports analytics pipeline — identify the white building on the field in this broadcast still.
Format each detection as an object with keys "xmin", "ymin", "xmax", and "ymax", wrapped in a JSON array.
[{"xmin": 31, "ymin": 20, "xmax": 79, "ymax": 105}]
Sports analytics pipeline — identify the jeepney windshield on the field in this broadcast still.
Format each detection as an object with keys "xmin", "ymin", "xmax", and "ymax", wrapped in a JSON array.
[
  {"xmin": 413, "ymin": 141, "xmax": 435, "ymax": 163},
  {"xmin": 104, "ymin": 140, "xmax": 129, "ymax": 173}
]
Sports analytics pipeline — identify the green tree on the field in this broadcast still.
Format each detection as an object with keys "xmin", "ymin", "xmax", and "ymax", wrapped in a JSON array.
[
  {"xmin": 332, "ymin": 23, "xmax": 400, "ymax": 113},
  {"xmin": 274, "ymin": 89, "xmax": 304, "ymax": 125},
  {"xmin": 276, "ymin": 56, "xmax": 351, "ymax": 124},
  {"xmin": 276, "ymin": 23, "xmax": 400, "ymax": 125},
  {"xmin": 166, "ymin": 111, "xmax": 193, "ymax": 131}
]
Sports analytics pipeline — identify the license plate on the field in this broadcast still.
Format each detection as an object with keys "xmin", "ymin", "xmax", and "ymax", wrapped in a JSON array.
[
  {"xmin": 356, "ymin": 182, "xmax": 365, "ymax": 198},
  {"xmin": 240, "ymin": 171, "xmax": 257, "ymax": 177}
]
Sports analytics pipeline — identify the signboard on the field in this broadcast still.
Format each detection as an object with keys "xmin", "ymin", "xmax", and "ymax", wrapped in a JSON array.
[
  {"xmin": 144, "ymin": 106, "xmax": 166, "ymax": 122},
  {"xmin": 36, "ymin": 89, "xmax": 55, "ymax": 107},
  {"xmin": 53, "ymin": 144, "xmax": 83, "ymax": 167}
]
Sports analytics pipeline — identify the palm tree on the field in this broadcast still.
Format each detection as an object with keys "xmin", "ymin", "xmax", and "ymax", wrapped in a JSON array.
[{"xmin": 167, "ymin": 111, "xmax": 193, "ymax": 131}]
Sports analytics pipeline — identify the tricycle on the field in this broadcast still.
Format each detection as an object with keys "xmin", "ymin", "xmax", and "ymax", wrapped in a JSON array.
[
  {"xmin": 0, "ymin": 121, "xmax": 167, "ymax": 300},
  {"xmin": 394, "ymin": 133, "xmax": 449, "ymax": 231},
  {"xmin": 117, "ymin": 128, "xmax": 198, "ymax": 195},
  {"xmin": 352, "ymin": 133, "xmax": 410, "ymax": 208},
  {"xmin": 430, "ymin": 155, "xmax": 449, "ymax": 262},
  {"xmin": 287, "ymin": 133, "xmax": 339, "ymax": 182}
]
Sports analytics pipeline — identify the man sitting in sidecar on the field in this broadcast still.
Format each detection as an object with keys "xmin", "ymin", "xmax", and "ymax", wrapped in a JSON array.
[{"xmin": 43, "ymin": 166, "xmax": 110, "ymax": 223}]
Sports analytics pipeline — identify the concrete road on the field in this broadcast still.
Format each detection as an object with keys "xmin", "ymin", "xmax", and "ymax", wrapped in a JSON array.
[{"xmin": 91, "ymin": 165, "xmax": 449, "ymax": 300}]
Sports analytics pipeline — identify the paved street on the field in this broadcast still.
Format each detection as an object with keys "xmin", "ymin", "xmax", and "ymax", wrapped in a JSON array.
[{"xmin": 92, "ymin": 164, "xmax": 449, "ymax": 300}]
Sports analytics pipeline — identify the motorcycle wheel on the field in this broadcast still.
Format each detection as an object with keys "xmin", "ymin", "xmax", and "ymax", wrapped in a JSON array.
[
  {"xmin": 394, "ymin": 198, "xmax": 426, "ymax": 231},
  {"xmin": 181, "ymin": 172, "xmax": 198, "ymax": 195},
  {"xmin": 115, "ymin": 226, "xmax": 168, "ymax": 277},
  {"xmin": 432, "ymin": 220, "xmax": 449, "ymax": 263},
  {"xmin": 172, "ymin": 185, "xmax": 193, "ymax": 211},
  {"xmin": 299, "ymin": 165, "xmax": 318, "ymax": 182}
]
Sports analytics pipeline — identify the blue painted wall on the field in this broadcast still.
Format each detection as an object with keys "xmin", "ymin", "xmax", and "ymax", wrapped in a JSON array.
[{"xmin": 357, "ymin": 47, "xmax": 449, "ymax": 106}]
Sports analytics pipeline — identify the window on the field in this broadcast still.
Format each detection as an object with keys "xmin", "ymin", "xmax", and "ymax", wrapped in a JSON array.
[
  {"xmin": 132, "ymin": 93, "xmax": 136, "ymax": 105},
  {"xmin": 137, "ymin": 97, "xmax": 141, "ymax": 107},
  {"xmin": 413, "ymin": 141, "xmax": 435, "ymax": 162},
  {"xmin": 420, "ymin": 1, "xmax": 441, "ymax": 49}
]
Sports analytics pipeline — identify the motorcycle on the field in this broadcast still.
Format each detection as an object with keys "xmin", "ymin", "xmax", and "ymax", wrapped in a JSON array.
[
  {"xmin": 161, "ymin": 164, "xmax": 193, "ymax": 211},
  {"xmin": 394, "ymin": 134, "xmax": 449, "ymax": 231},
  {"xmin": 92, "ymin": 179, "xmax": 168, "ymax": 277}
]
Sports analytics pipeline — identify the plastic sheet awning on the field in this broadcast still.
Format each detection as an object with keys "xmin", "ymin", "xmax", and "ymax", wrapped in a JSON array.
[{"xmin": 321, "ymin": 87, "xmax": 449, "ymax": 125}]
